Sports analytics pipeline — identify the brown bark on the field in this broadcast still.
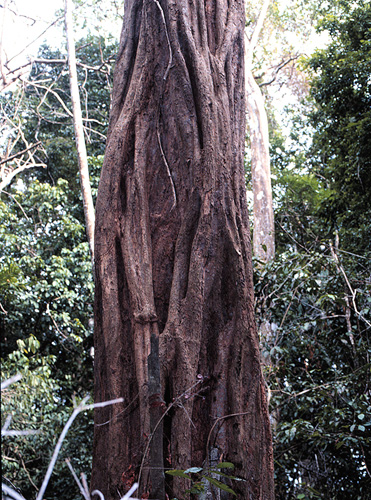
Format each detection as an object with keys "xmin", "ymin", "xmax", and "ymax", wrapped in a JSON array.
[{"xmin": 91, "ymin": 1, "xmax": 274, "ymax": 499}]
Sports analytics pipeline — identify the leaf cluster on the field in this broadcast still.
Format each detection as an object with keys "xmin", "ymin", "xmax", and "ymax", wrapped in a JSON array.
[{"xmin": 165, "ymin": 462, "xmax": 239, "ymax": 499}]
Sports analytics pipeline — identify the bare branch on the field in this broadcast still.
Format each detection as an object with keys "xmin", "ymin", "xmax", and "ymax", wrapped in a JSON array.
[
  {"xmin": 2, "ymin": 429, "xmax": 40, "ymax": 436},
  {"xmin": 81, "ymin": 473, "xmax": 91, "ymax": 500},
  {"xmin": 0, "ymin": 159, "xmax": 46, "ymax": 193},
  {"xmin": 1, "ymin": 373, "xmax": 22, "ymax": 390},
  {"xmin": 4, "ymin": 56, "xmax": 114, "ymax": 81},
  {"xmin": 0, "ymin": 141, "xmax": 41, "ymax": 165},
  {"xmin": 2, "ymin": 483, "xmax": 27, "ymax": 500},
  {"xmin": 65, "ymin": 459, "xmax": 90, "ymax": 500},
  {"xmin": 259, "ymin": 54, "xmax": 300, "ymax": 87},
  {"xmin": 35, "ymin": 397, "xmax": 124, "ymax": 500},
  {"xmin": 2, "ymin": 414, "xmax": 12, "ymax": 431},
  {"xmin": 245, "ymin": 0, "xmax": 271, "ymax": 68},
  {"xmin": 6, "ymin": 16, "xmax": 64, "ymax": 67}
]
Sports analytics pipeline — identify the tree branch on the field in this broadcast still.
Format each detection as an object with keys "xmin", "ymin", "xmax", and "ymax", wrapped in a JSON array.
[
  {"xmin": 0, "ymin": 141, "xmax": 41, "ymax": 165},
  {"xmin": 245, "ymin": 0, "xmax": 271, "ymax": 68},
  {"xmin": 259, "ymin": 54, "xmax": 300, "ymax": 87}
]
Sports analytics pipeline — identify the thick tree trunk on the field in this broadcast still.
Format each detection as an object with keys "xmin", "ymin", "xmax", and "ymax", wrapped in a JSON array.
[
  {"xmin": 65, "ymin": 0, "xmax": 95, "ymax": 263},
  {"xmin": 91, "ymin": 1, "xmax": 274, "ymax": 499}
]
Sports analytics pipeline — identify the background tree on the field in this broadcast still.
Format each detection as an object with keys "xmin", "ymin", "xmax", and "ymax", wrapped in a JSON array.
[
  {"xmin": 91, "ymin": 1, "xmax": 274, "ymax": 499},
  {"xmin": 245, "ymin": 0, "xmax": 275, "ymax": 263},
  {"xmin": 260, "ymin": 1, "xmax": 371, "ymax": 498},
  {"xmin": 244, "ymin": 0, "xmax": 319, "ymax": 263},
  {"xmin": 1, "ymin": 33, "xmax": 116, "ymax": 499},
  {"xmin": 307, "ymin": 0, "xmax": 371, "ymax": 258},
  {"xmin": 64, "ymin": 0, "xmax": 95, "ymax": 262}
]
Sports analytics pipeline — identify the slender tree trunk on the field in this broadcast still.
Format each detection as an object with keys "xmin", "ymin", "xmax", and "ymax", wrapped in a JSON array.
[
  {"xmin": 91, "ymin": 1, "xmax": 274, "ymax": 499},
  {"xmin": 245, "ymin": 0, "xmax": 275, "ymax": 262},
  {"xmin": 64, "ymin": 0, "xmax": 95, "ymax": 263},
  {"xmin": 0, "ymin": 0, "xmax": 8, "ymax": 86}
]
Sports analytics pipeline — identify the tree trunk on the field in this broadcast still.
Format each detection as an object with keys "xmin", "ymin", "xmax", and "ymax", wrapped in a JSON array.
[
  {"xmin": 245, "ymin": 0, "xmax": 275, "ymax": 263},
  {"xmin": 64, "ymin": 0, "xmax": 95, "ymax": 263},
  {"xmin": 245, "ymin": 69, "xmax": 275, "ymax": 262},
  {"xmin": 91, "ymin": 1, "xmax": 274, "ymax": 499}
]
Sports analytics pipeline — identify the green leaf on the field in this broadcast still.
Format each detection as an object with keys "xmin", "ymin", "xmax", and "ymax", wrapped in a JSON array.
[
  {"xmin": 165, "ymin": 470, "xmax": 190, "ymax": 478},
  {"xmin": 203, "ymin": 476, "xmax": 237, "ymax": 496},
  {"xmin": 297, "ymin": 495, "xmax": 306, "ymax": 499},
  {"xmin": 215, "ymin": 462, "xmax": 235, "ymax": 469}
]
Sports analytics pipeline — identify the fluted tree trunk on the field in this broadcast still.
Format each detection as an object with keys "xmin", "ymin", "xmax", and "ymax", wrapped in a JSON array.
[{"xmin": 91, "ymin": 1, "xmax": 274, "ymax": 499}]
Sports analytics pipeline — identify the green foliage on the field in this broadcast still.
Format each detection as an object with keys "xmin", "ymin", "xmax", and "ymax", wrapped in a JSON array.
[
  {"xmin": 254, "ymin": 244, "xmax": 371, "ymax": 499},
  {"xmin": 305, "ymin": 1, "xmax": 371, "ymax": 255},
  {"xmin": 0, "ymin": 178, "xmax": 94, "ymax": 498},
  {"xmin": 1, "ymin": 339, "xmax": 93, "ymax": 500},
  {"xmin": 165, "ymin": 462, "xmax": 239, "ymax": 499},
  {"xmin": 0, "ymin": 179, "xmax": 94, "ymax": 357},
  {"xmin": 0, "ymin": 36, "xmax": 113, "ymax": 499},
  {"xmin": 258, "ymin": 4, "xmax": 371, "ymax": 495}
]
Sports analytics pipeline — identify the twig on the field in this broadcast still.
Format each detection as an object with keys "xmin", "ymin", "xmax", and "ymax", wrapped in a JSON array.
[
  {"xmin": 271, "ymin": 364, "xmax": 370, "ymax": 402},
  {"xmin": 2, "ymin": 429, "xmax": 40, "ymax": 436},
  {"xmin": 205, "ymin": 411, "xmax": 250, "ymax": 467},
  {"xmin": 91, "ymin": 490, "xmax": 105, "ymax": 500},
  {"xmin": 21, "ymin": 456, "xmax": 38, "ymax": 491},
  {"xmin": 279, "ymin": 285, "xmax": 299, "ymax": 328},
  {"xmin": 330, "ymin": 242, "xmax": 371, "ymax": 329},
  {"xmin": 91, "ymin": 483, "xmax": 141, "ymax": 500},
  {"xmin": 121, "ymin": 483, "xmax": 139, "ymax": 500},
  {"xmin": 2, "ymin": 414, "xmax": 12, "ymax": 431},
  {"xmin": 1, "ymin": 483, "xmax": 27, "ymax": 500},
  {"xmin": 259, "ymin": 55, "xmax": 300, "ymax": 87},
  {"xmin": 156, "ymin": 127, "xmax": 177, "ymax": 211},
  {"xmin": 46, "ymin": 303, "xmax": 68, "ymax": 339},
  {"xmin": 65, "ymin": 459, "xmax": 90, "ymax": 500},
  {"xmin": 81, "ymin": 473, "xmax": 90, "ymax": 500},
  {"xmin": 35, "ymin": 397, "xmax": 124, "ymax": 500},
  {"xmin": 152, "ymin": 0, "xmax": 172, "ymax": 81},
  {"xmin": 6, "ymin": 16, "xmax": 64, "ymax": 68},
  {"xmin": 1, "ymin": 190, "xmax": 31, "ymax": 221},
  {"xmin": 360, "ymin": 444, "xmax": 371, "ymax": 479},
  {"xmin": 0, "ymin": 141, "xmax": 42, "ymax": 165},
  {"xmin": 95, "ymin": 392, "xmax": 139, "ymax": 426},
  {"xmin": 152, "ymin": 0, "xmax": 176, "ymax": 212}
]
